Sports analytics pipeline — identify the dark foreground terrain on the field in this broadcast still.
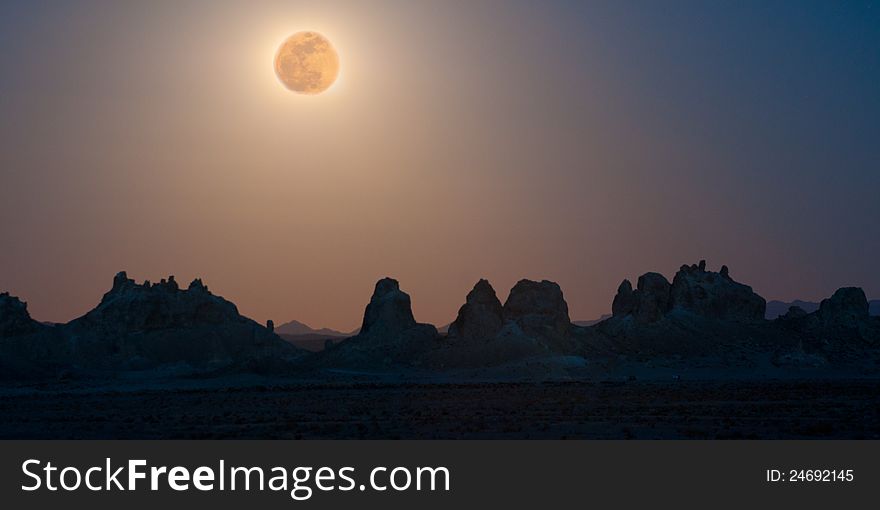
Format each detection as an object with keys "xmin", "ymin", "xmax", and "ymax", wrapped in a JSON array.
[{"xmin": 1, "ymin": 379, "xmax": 877, "ymax": 439}]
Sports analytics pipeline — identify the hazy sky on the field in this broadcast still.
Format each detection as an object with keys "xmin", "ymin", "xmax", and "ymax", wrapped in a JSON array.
[{"xmin": 1, "ymin": 0, "xmax": 878, "ymax": 330}]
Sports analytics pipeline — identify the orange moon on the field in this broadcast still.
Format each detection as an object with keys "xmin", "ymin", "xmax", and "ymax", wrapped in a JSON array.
[{"xmin": 274, "ymin": 31, "xmax": 340, "ymax": 95}]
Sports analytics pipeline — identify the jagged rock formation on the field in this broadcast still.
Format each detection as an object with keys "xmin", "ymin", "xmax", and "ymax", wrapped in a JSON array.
[
  {"xmin": 817, "ymin": 287, "xmax": 869, "ymax": 325},
  {"xmin": 503, "ymin": 279, "xmax": 571, "ymax": 335},
  {"xmin": 595, "ymin": 261, "xmax": 777, "ymax": 360},
  {"xmin": 0, "ymin": 292, "xmax": 59, "ymax": 379},
  {"xmin": 611, "ymin": 273, "xmax": 673, "ymax": 323},
  {"xmin": 498, "ymin": 279, "xmax": 577, "ymax": 353},
  {"xmin": 596, "ymin": 262, "xmax": 879, "ymax": 368},
  {"xmin": 359, "ymin": 278, "xmax": 421, "ymax": 338},
  {"xmin": 315, "ymin": 278, "xmax": 438, "ymax": 367},
  {"xmin": 0, "ymin": 272, "xmax": 303, "ymax": 378},
  {"xmin": 776, "ymin": 287, "xmax": 871, "ymax": 330},
  {"xmin": 446, "ymin": 279, "xmax": 504, "ymax": 342},
  {"xmin": 637, "ymin": 272, "xmax": 673, "ymax": 322},
  {"xmin": 320, "ymin": 277, "xmax": 581, "ymax": 370},
  {"xmin": 429, "ymin": 279, "xmax": 581, "ymax": 369},
  {"xmin": 64, "ymin": 272, "xmax": 304, "ymax": 371},
  {"xmin": 767, "ymin": 298, "xmax": 880, "ymax": 319},
  {"xmin": 3, "ymin": 264, "xmax": 879, "ymax": 379},
  {"xmin": 610, "ymin": 261, "xmax": 765, "ymax": 324},
  {"xmin": 774, "ymin": 287, "xmax": 879, "ymax": 363},
  {"xmin": 0, "ymin": 292, "xmax": 44, "ymax": 338},
  {"xmin": 70, "ymin": 272, "xmax": 243, "ymax": 336},
  {"xmin": 611, "ymin": 280, "xmax": 635, "ymax": 317},
  {"xmin": 670, "ymin": 261, "xmax": 765, "ymax": 322}
]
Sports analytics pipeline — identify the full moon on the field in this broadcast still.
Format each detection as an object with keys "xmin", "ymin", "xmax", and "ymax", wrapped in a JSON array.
[{"xmin": 274, "ymin": 31, "xmax": 340, "ymax": 95}]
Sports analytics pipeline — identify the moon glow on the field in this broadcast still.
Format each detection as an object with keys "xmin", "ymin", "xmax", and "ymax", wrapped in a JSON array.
[{"xmin": 274, "ymin": 31, "xmax": 340, "ymax": 95}]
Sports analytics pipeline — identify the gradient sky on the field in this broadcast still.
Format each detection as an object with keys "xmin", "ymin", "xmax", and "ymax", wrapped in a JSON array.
[{"xmin": 1, "ymin": 0, "xmax": 878, "ymax": 330}]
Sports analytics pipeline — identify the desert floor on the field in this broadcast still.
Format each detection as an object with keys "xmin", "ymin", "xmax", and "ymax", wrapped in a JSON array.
[{"xmin": 1, "ymin": 378, "xmax": 877, "ymax": 439}]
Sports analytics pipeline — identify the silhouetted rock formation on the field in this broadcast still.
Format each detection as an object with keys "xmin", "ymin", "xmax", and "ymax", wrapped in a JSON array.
[
  {"xmin": 0, "ymin": 292, "xmax": 67, "ymax": 379},
  {"xmin": 596, "ymin": 262, "xmax": 879, "ymax": 368},
  {"xmin": 767, "ymin": 298, "xmax": 879, "ymax": 319},
  {"xmin": 594, "ymin": 261, "xmax": 777, "ymax": 360},
  {"xmin": 494, "ymin": 279, "xmax": 580, "ymax": 355},
  {"xmin": 3, "ymin": 263, "xmax": 879, "ymax": 379},
  {"xmin": 447, "ymin": 279, "xmax": 504, "ymax": 342},
  {"xmin": 0, "ymin": 272, "xmax": 303, "ymax": 378},
  {"xmin": 780, "ymin": 306, "xmax": 808, "ymax": 320},
  {"xmin": 71, "ymin": 272, "xmax": 243, "ymax": 336},
  {"xmin": 817, "ymin": 287, "xmax": 869, "ymax": 325},
  {"xmin": 611, "ymin": 280, "xmax": 635, "ymax": 317},
  {"xmin": 430, "ymin": 278, "xmax": 582, "ymax": 369},
  {"xmin": 611, "ymin": 273, "xmax": 673, "ymax": 323},
  {"xmin": 611, "ymin": 261, "xmax": 764, "ymax": 324},
  {"xmin": 360, "ymin": 278, "xmax": 419, "ymax": 338},
  {"xmin": 503, "ymin": 280, "xmax": 571, "ymax": 336},
  {"xmin": 771, "ymin": 287, "xmax": 880, "ymax": 366},
  {"xmin": 640, "ymin": 272, "xmax": 674, "ymax": 321},
  {"xmin": 313, "ymin": 278, "xmax": 438, "ymax": 367},
  {"xmin": 0, "ymin": 292, "xmax": 43, "ymax": 338},
  {"xmin": 670, "ymin": 261, "xmax": 765, "ymax": 322}
]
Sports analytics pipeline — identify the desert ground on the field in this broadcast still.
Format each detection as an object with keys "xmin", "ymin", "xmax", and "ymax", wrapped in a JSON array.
[{"xmin": 1, "ymin": 377, "xmax": 877, "ymax": 439}]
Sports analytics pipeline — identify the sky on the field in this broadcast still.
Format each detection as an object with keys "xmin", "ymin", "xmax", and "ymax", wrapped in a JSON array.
[{"xmin": 1, "ymin": 0, "xmax": 878, "ymax": 330}]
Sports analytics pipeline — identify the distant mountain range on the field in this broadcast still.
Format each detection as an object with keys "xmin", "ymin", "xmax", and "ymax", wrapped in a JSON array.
[
  {"xmin": 275, "ymin": 321, "xmax": 455, "ymax": 351},
  {"xmin": 279, "ymin": 316, "xmax": 591, "ymax": 347},
  {"xmin": 766, "ymin": 299, "xmax": 879, "ymax": 319},
  {"xmin": 274, "ymin": 320, "xmax": 358, "ymax": 352},
  {"xmin": 275, "ymin": 319, "xmax": 356, "ymax": 337}
]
